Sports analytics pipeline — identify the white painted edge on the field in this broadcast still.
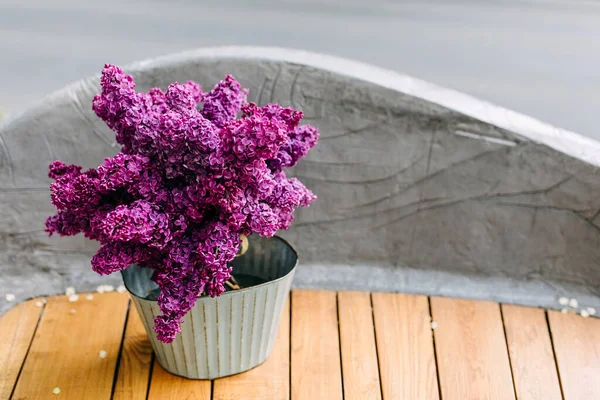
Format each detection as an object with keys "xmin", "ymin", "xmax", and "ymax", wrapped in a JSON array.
[{"xmin": 4, "ymin": 45, "xmax": 600, "ymax": 167}]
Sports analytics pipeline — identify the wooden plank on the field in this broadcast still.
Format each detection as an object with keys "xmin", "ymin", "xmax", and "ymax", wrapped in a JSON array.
[
  {"xmin": 12, "ymin": 292, "xmax": 129, "ymax": 399},
  {"xmin": 338, "ymin": 292, "xmax": 381, "ymax": 400},
  {"xmin": 113, "ymin": 305, "xmax": 154, "ymax": 400},
  {"xmin": 548, "ymin": 310, "xmax": 600, "ymax": 400},
  {"xmin": 372, "ymin": 293, "xmax": 438, "ymax": 400},
  {"xmin": 213, "ymin": 297, "xmax": 290, "ymax": 400},
  {"xmin": 291, "ymin": 290, "xmax": 342, "ymax": 400},
  {"xmin": 431, "ymin": 297, "xmax": 516, "ymax": 400},
  {"xmin": 502, "ymin": 305, "xmax": 562, "ymax": 400},
  {"xmin": 147, "ymin": 360, "xmax": 211, "ymax": 400},
  {"xmin": 0, "ymin": 298, "xmax": 45, "ymax": 399}
]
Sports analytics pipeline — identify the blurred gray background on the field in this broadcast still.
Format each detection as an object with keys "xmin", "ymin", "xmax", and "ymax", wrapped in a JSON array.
[{"xmin": 1, "ymin": 0, "xmax": 599, "ymax": 139}]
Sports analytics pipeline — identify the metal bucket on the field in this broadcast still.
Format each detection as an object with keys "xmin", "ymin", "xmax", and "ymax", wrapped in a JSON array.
[{"xmin": 121, "ymin": 235, "xmax": 297, "ymax": 379}]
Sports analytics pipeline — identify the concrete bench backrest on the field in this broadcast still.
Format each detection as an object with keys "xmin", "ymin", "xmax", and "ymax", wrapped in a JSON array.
[{"xmin": 1, "ymin": 47, "xmax": 598, "ymax": 314}]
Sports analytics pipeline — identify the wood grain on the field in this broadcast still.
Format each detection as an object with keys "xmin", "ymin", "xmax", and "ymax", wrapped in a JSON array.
[
  {"xmin": 5, "ymin": 291, "xmax": 599, "ymax": 399},
  {"xmin": 431, "ymin": 297, "xmax": 516, "ymax": 400},
  {"xmin": 502, "ymin": 305, "xmax": 562, "ymax": 400},
  {"xmin": 548, "ymin": 310, "xmax": 600, "ymax": 400},
  {"xmin": 338, "ymin": 292, "xmax": 381, "ymax": 400},
  {"xmin": 147, "ymin": 360, "xmax": 211, "ymax": 400},
  {"xmin": 12, "ymin": 292, "xmax": 129, "ymax": 400},
  {"xmin": 0, "ymin": 298, "xmax": 45, "ymax": 399},
  {"xmin": 213, "ymin": 297, "xmax": 290, "ymax": 400},
  {"xmin": 372, "ymin": 293, "xmax": 438, "ymax": 400},
  {"xmin": 291, "ymin": 290, "xmax": 342, "ymax": 400},
  {"xmin": 113, "ymin": 306, "xmax": 154, "ymax": 400}
]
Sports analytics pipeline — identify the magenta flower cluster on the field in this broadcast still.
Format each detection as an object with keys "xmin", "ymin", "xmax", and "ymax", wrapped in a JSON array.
[{"xmin": 45, "ymin": 65, "xmax": 318, "ymax": 342}]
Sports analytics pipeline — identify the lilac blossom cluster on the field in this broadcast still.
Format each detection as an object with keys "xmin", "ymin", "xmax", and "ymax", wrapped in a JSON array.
[{"xmin": 45, "ymin": 65, "xmax": 318, "ymax": 342}]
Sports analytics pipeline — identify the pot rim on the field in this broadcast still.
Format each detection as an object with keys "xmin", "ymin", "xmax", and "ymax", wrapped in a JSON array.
[{"xmin": 121, "ymin": 235, "xmax": 298, "ymax": 302}]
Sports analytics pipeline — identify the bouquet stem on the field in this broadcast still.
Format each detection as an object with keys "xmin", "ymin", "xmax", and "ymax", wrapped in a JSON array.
[
  {"xmin": 226, "ymin": 235, "xmax": 249, "ymax": 290},
  {"xmin": 225, "ymin": 276, "xmax": 242, "ymax": 290},
  {"xmin": 225, "ymin": 280, "xmax": 240, "ymax": 290}
]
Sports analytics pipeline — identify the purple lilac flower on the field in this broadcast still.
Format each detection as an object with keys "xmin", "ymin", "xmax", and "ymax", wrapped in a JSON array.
[
  {"xmin": 46, "ymin": 64, "xmax": 318, "ymax": 342},
  {"xmin": 201, "ymin": 74, "xmax": 248, "ymax": 127},
  {"xmin": 92, "ymin": 241, "xmax": 152, "ymax": 276}
]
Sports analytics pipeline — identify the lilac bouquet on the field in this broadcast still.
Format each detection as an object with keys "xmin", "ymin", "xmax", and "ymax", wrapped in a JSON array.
[{"xmin": 45, "ymin": 65, "xmax": 318, "ymax": 342}]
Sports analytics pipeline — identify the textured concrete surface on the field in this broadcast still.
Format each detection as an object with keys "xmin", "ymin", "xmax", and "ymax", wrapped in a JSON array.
[
  {"xmin": 1, "ymin": 48, "xmax": 599, "ymax": 315},
  {"xmin": 1, "ymin": 0, "xmax": 600, "ymax": 139}
]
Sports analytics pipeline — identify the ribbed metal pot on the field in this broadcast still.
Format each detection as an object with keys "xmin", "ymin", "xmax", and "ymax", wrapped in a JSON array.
[{"xmin": 121, "ymin": 235, "xmax": 297, "ymax": 379}]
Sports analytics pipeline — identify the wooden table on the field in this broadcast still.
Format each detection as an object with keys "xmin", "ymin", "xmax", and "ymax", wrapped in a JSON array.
[{"xmin": 2, "ymin": 290, "xmax": 599, "ymax": 399}]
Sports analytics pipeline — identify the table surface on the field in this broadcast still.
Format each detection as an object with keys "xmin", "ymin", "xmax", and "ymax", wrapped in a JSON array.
[{"xmin": 2, "ymin": 290, "xmax": 599, "ymax": 399}]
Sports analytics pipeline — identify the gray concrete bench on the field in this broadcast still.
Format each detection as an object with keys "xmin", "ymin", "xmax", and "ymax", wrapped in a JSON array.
[{"xmin": 2, "ymin": 46, "xmax": 599, "ymax": 314}]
